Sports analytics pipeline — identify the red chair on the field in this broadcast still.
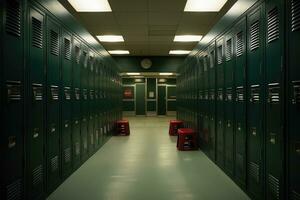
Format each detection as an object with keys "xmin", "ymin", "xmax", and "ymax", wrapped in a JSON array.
[
  {"xmin": 177, "ymin": 128, "xmax": 198, "ymax": 151},
  {"xmin": 116, "ymin": 120, "xmax": 130, "ymax": 136},
  {"xmin": 169, "ymin": 120, "xmax": 184, "ymax": 136}
]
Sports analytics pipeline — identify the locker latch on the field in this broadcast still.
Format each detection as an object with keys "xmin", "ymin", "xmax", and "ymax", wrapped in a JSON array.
[
  {"xmin": 251, "ymin": 127, "xmax": 257, "ymax": 136},
  {"xmin": 8, "ymin": 136, "xmax": 16, "ymax": 148},
  {"xmin": 75, "ymin": 88, "xmax": 80, "ymax": 100}
]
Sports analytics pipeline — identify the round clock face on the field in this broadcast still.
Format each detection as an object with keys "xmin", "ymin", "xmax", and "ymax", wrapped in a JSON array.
[{"xmin": 141, "ymin": 58, "xmax": 152, "ymax": 69}]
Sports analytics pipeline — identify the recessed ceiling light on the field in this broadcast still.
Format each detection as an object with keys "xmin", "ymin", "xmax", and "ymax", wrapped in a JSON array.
[
  {"xmin": 126, "ymin": 73, "xmax": 140, "ymax": 75},
  {"xmin": 108, "ymin": 50, "xmax": 130, "ymax": 55},
  {"xmin": 184, "ymin": 0, "xmax": 227, "ymax": 12},
  {"xmin": 174, "ymin": 35, "xmax": 203, "ymax": 42},
  {"xmin": 97, "ymin": 35, "xmax": 124, "ymax": 42},
  {"xmin": 68, "ymin": 0, "xmax": 112, "ymax": 12},
  {"xmin": 159, "ymin": 73, "xmax": 173, "ymax": 76},
  {"xmin": 169, "ymin": 50, "xmax": 191, "ymax": 55}
]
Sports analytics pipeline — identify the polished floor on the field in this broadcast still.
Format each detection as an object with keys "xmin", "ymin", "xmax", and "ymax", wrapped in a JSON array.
[{"xmin": 47, "ymin": 116, "xmax": 250, "ymax": 200}]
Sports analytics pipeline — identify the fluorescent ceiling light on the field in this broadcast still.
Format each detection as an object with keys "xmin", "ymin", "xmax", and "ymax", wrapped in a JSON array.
[
  {"xmin": 174, "ymin": 35, "xmax": 203, "ymax": 42},
  {"xmin": 184, "ymin": 0, "xmax": 227, "ymax": 12},
  {"xmin": 108, "ymin": 50, "xmax": 130, "ymax": 55},
  {"xmin": 97, "ymin": 35, "xmax": 124, "ymax": 42},
  {"xmin": 68, "ymin": 0, "xmax": 112, "ymax": 12},
  {"xmin": 169, "ymin": 50, "xmax": 191, "ymax": 55},
  {"xmin": 126, "ymin": 73, "xmax": 140, "ymax": 75},
  {"xmin": 159, "ymin": 73, "xmax": 173, "ymax": 76}
]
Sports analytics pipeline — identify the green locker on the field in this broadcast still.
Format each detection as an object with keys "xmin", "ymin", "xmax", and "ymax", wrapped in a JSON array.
[
  {"xmin": 287, "ymin": 0, "xmax": 300, "ymax": 199},
  {"xmin": 265, "ymin": 0, "xmax": 285, "ymax": 199},
  {"xmin": 247, "ymin": 5, "xmax": 265, "ymax": 199},
  {"xmin": 0, "ymin": 0, "xmax": 24, "ymax": 199},
  {"xmin": 45, "ymin": 17, "xmax": 61, "ymax": 194},
  {"xmin": 88, "ymin": 54, "xmax": 95, "ymax": 154},
  {"xmin": 80, "ymin": 48, "xmax": 89, "ymax": 162},
  {"xmin": 61, "ymin": 31, "xmax": 73, "ymax": 178},
  {"xmin": 72, "ymin": 38, "xmax": 81, "ymax": 169},
  {"xmin": 26, "ymin": 6, "xmax": 45, "ymax": 199},
  {"xmin": 224, "ymin": 31, "xmax": 235, "ymax": 176},
  {"xmin": 208, "ymin": 46, "xmax": 216, "ymax": 161},
  {"xmin": 234, "ymin": 17, "xmax": 247, "ymax": 188},
  {"xmin": 216, "ymin": 38, "xmax": 225, "ymax": 168}
]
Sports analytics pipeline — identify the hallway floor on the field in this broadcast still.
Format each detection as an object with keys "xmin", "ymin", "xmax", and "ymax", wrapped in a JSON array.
[{"xmin": 47, "ymin": 116, "xmax": 250, "ymax": 200}]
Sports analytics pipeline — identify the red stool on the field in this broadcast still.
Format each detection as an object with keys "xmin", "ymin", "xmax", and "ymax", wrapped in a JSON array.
[
  {"xmin": 177, "ymin": 128, "xmax": 198, "ymax": 151},
  {"xmin": 169, "ymin": 120, "xmax": 183, "ymax": 136},
  {"xmin": 116, "ymin": 120, "xmax": 130, "ymax": 136}
]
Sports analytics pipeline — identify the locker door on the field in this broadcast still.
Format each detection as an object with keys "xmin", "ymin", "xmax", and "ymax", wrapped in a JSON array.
[
  {"xmin": 26, "ymin": 7, "xmax": 45, "ymax": 199},
  {"xmin": 287, "ymin": 0, "xmax": 300, "ymax": 199},
  {"xmin": 265, "ymin": 0, "xmax": 285, "ymax": 199},
  {"xmin": 234, "ymin": 17, "xmax": 247, "ymax": 188},
  {"xmin": 88, "ymin": 55, "xmax": 95, "ymax": 154},
  {"xmin": 99, "ymin": 62, "xmax": 104, "ymax": 146},
  {"xmin": 72, "ymin": 39, "xmax": 81, "ymax": 169},
  {"xmin": 224, "ymin": 33, "xmax": 235, "ymax": 176},
  {"xmin": 61, "ymin": 31, "xmax": 72, "ymax": 178},
  {"xmin": 216, "ymin": 38, "xmax": 225, "ymax": 168},
  {"xmin": 80, "ymin": 48, "xmax": 89, "ymax": 162},
  {"xmin": 46, "ymin": 17, "xmax": 61, "ymax": 194},
  {"xmin": 208, "ymin": 46, "xmax": 216, "ymax": 161},
  {"xmin": 0, "ymin": 0, "xmax": 24, "ymax": 199},
  {"xmin": 94, "ymin": 61, "xmax": 100, "ymax": 149},
  {"xmin": 197, "ymin": 57, "xmax": 204, "ymax": 149},
  {"xmin": 246, "ymin": 5, "xmax": 265, "ymax": 199}
]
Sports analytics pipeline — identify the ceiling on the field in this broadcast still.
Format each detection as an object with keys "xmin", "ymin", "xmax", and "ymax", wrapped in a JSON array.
[{"xmin": 59, "ymin": 0, "xmax": 237, "ymax": 56}]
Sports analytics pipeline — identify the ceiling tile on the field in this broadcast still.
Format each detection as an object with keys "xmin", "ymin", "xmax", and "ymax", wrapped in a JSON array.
[
  {"xmin": 115, "ymin": 12, "xmax": 148, "ymax": 25},
  {"xmin": 124, "ymin": 35, "xmax": 148, "ymax": 42},
  {"xmin": 149, "ymin": 0, "xmax": 186, "ymax": 12},
  {"xmin": 109, "ymin": 0, "xmax": 148, "ymax": 12},
  {"xmin": 120, "ymin": 25, "xmax": 148, "ymax": 35},
  {"xmin": 149, "ymin": 12, "xmax": 182, "ymax": 25},
  {"xmin": 78, "ymin": 13, "xmax": 116, "ymax": 26}
]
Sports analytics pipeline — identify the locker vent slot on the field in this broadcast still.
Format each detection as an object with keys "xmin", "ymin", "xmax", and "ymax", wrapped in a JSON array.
[
  {"xmin": 236, "ymin": 87, "xmax": 244, "ymax": 102},
  {"xmin": 226, "ymin": 88, "xmax": 232, "ymax": 101},
  {"xmin": 217, "ymin": 45, "xmax": 223, "ymax": 64},
  {"xmin": 75, "ymin": 88, "xmax": 80, "ymax": 100},
  {"xmin": 268, "ymin": 83, "xmax": 280, "ymax": 104},
  {"xmin": 6, "ymin": 179, "xmax": 22, "ymax": 200},
  {"xmin": 90, "ymin": 90, "xmax": 94, "ymax": 100},
  {"xmin": 210, "ymin": 51, "xmax": 215, "ymax": 68},
  {"xmin": 95, "ymin": 91, "xmax": 99, "ymax": 99},
  {"xmin": 32, "ymin": 17, "xmax": 43, "ymax": 49},
  {"xmin": 292, "ymin": 190, "xmax": 300, "ymax": 200},
  {"xmin": 32, "ymin": 84, "xmax": 43, "ymax": 101},
  {"xmin": 32, "ymin": 165, "xmax": 43, "ymax": 186},
  {"xmin": 75, "ymin": 142, "xmax": 80, "ymax": 156},
  {"xmin": 89, "ymin": 56, "xmax": 94, "ymax": 72},
  {"xmin": 83, "ymin": 89, "xmax": 88, "ymax": 100},
  {"xmin": 7, "ymin": 81, "xmax": 21, "ymax": 101},
  {"xmin": 236, "ymin": 31, "xmax": 244, "ymax": 57},
  {"xmin": 268, "ymin": 174, "xmax": 280, "ymax": 199},
  {"xmin": 5, "ymin": 0, "xmax": 21, "ymax": 37},
  {"xmin": 51, "ymin": 156, "xmax": 58, "ymax": 172},
  {"xmin": 209, "ymin": 90, "xmax": 215, "ymax": 100},
  {"xmin": 64, "ymin": 38, "xmax": 71, "ymax": 60},
  {"xmin": 50, "ymin": 86, "xmax": 59, "ymax": 100},
  {"xmin": 267, "ymin": 7, "xmax": 280, "ymax": 43},
  {"xmin": 64, "ymin": 87, "xmax": 71, "ymax": 100},
  {"xmin": 250, "ymin": 20, "xmax": 260, "ymax": 51},
  {"xmin": 291, "ymin": 0, "xmax": 300, "ymax": 32},
  {"xmin": 50, "ymin": 30, "xmax": 59, "ymax": 56},
  {"xmin": 75, "ymin": 46, "xmax": 80, "ymax": 64},
  {"xmin": 226, "ymin": 38, "xmax": 232, "ymax": 61},
  {"xmin": 217, "ymin": 89, "xmax": 223, "ymax": 101},
  {"xmin": 64, "ymin": 148, "xmax": 71, "ymax": 163},
  {"xmin": 250, "ymin": 85, "xmax": 260, "ymax": 103},
  {"xmin": 83, "ymin": 51, "xmax": 88, "ymax": 68},
  {"xmin": 248, "ymin": 162, "xmax": 259, "ymax": 183},
  {"xmin": 292, "ymin": 81, "xmax": 300, "ymax": 104}
]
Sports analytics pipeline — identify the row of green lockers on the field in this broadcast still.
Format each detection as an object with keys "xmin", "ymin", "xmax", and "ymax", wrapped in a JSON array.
[
  {"xmin": 177, "ymin": 0, "xmax": 299, "ymax": 200},
  {"xmin": 0, "ymin": 0, "xmax": 123, "ymax": 199}
]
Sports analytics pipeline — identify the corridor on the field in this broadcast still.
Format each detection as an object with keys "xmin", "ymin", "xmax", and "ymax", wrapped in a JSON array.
[{"xmin": 48, "ymin": 117, "xmax": 250, "ymax": 200}]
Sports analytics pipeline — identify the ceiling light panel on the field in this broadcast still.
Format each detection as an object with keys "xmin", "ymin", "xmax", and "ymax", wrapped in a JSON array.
[
  {"xmin": 97, "ymin": 35, "xmax": 124, "ymax": 42},
  {"xmin": 127, "ymin": 73, "xmax": 141, "ymax": 75},
  {"xmin": 184, "ymin": 0, "xmax": 227, "ymax": 12},
  {"xmin": 68, "ymin": 0, "xmax": 112, "ymax": 12},
  {"xmin": 109, "ymin": 50, "xmax": 130, "ymax": 55},
  {"xmin": 159, "ymin": 73, "xmax": 173, "ymax": 76},
  {"xmin": 169, "ymin": 50, "xmax": 191, "ymax": 55},
  {"xmin": 174, "ymin": 35, "xmax": 203, "ymax": 42}
]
